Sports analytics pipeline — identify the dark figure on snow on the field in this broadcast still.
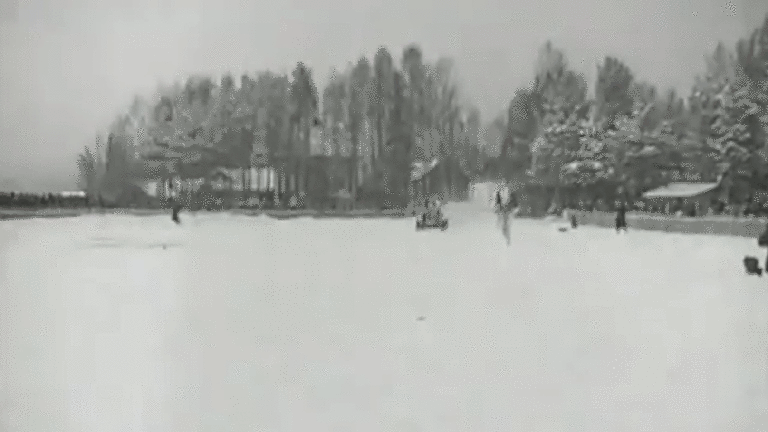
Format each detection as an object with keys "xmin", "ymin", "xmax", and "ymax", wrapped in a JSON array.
[
  {"xmin": 168, "ymin": 179, "xmax": 182, "ymax": 224},
  {"xmin": 498, "ymin": 189, "xmax": 517, "ymax": 245},
  {"xmin": 494, "ymin": 189, "xmax": 506, "ymax": 227},
  {"xmin": 616, "ymin": 201, "xmax": 628, "ymax": 232}
]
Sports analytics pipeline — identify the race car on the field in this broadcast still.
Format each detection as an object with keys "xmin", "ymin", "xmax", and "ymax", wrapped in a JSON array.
[{"xmin": 416, "ymin": 201, "xmax": 449, "ymax": 231}]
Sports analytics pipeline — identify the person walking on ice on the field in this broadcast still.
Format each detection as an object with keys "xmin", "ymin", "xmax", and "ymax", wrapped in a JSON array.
[
  {"xmin": 615, "ymin": 199, "xmax": 628, "ymax": 233},
  {"xmin": 168, "ymin": 178, "xmax": 182, "ymax": 224},
  {"xmin": 494, "ymin": 187, "xmax": 511, "ymax": 227},
  {"xmin": 498, "ymin": 184, "xmax": 518, "ymax": 245}
]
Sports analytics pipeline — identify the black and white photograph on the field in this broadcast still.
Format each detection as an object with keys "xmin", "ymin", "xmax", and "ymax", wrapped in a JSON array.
[{"xmin": 2, "ymin": 0, "xmax": 768, "ymax": 430}]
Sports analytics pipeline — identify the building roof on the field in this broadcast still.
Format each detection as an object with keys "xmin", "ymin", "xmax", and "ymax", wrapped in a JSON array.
[
  {"xmin": 210, "ymin": 168, "xmax": 235, "ymax": 181},
  {"xmin": 642, "ymin": 182, "xmax": 720, "ymax": 199},
  {"xmin": 410, "ymin": 158, "xmax": 440, "ymax": 182}
]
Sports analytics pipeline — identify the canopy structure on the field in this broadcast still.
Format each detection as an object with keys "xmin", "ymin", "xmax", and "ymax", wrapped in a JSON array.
[
  {"xmin": 210, "ymin": 168, "xmax": 234, "ymax": 182},
  {"xmin": 560, "ymin": 160, "xmax": 606, "ymax": 173},
  {"xmin": 642, "ymin": 182, "xmax": 720, "ymax": 199}
]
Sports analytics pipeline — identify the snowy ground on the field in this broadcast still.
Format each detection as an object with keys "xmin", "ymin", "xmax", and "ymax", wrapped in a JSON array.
[{"xmin": 2, "ymin": 203, "xmax": 768, "ymax": 431}]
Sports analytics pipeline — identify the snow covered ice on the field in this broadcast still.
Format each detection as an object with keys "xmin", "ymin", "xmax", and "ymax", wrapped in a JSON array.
[{"xmin": 2, "ymin": 204, "xmax": 768, "ymax": 431}]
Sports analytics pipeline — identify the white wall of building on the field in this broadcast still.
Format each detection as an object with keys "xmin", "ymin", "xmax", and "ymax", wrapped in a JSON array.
[{"xmin": 469, "ymin": 181, "xmax": 500, "ymax": 208}]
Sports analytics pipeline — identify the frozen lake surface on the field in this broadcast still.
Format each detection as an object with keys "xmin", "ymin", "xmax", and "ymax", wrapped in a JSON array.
[{"xmin": 2, "ymin": 203, "xmax": 768, "ymax": 431}]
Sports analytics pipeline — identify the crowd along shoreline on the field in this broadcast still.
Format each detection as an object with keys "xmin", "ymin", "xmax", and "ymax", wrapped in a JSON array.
[{"xmin": 1, "ymin": 207, "xmax": 766, "ymax": 238}]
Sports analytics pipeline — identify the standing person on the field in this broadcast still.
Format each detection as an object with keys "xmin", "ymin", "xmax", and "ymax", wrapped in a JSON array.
[
  {"xmin": 499, "ymin": 187, "xmax": 516, "ymax": 245},
  {"xmin": 434, "ymin": 198, "xmax": 444, "ymax": 223},
  {"xmin": 615, "ymin": 200, "xmax": 628, "ymax": 233},
  {"xmin": 569, "ymin": 209, "xmax": 579, "ymax": 229},
  {"xmin": 494, "ymin": 188, "xmax": 504, "ymax": 226},
  {"xmin": 422, "ymin": 197, "xmax": 431, "ymax": 224},
  {"xmin": 168, "ymin": 178, "xmax": 182, "ymax": 224},
  {"xmin": 500, "ymin": 204, "xmax": 511, "ymax": 245}
]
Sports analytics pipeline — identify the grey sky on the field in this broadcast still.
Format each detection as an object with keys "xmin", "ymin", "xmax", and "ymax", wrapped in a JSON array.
[{"xmin": 0, "ymin": 0, "xmax": 765, "ymax": 192}]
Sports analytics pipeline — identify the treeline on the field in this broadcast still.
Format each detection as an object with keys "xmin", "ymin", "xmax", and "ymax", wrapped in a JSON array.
[
  {"xmin": 76, "ymin": 45, "xmax": 483, "ymax": 209},
  {"xmin": 482, "ymin": 14, "xmax": 768, "ymax": 212},
  {"xmin": 77, "ymin": 14, "xmax": 768, "ymax": 212},
  {"xmin": 0, "ymin": 192, "xmax": 89, "ymax": 209}
]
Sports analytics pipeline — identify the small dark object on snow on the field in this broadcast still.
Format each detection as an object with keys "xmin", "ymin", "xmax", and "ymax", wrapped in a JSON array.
[
  {"xmin": 416, "ymin": 316, "xmax": 426, "ymax": 321},
  {"xmin": 416, "ymin": 200, "xmax": 448, "ymax": 231},
  {"xmin": 416, "ymin": 203, "xmax": 448, "ymax": 231},
  {"xmin": 570, "ymin": 213, "xmax": 578, "ymax": 229},
  {"xmin": 416, "ymin": 218, "xmax": 448, "ymax": 231},
  {"xmin": 744, "ymin": 256, "xmax": 763, "ymax": 276}
]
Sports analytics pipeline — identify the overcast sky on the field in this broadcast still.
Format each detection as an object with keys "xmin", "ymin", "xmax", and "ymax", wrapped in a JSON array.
[{"xmin": 0, "ymin": 0, "xmax": 766, "ymax": 192}]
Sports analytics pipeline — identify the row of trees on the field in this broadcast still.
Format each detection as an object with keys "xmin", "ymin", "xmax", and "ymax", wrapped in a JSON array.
[
  {"xmin": 78, "ymin": 14, "xmax": 768, "ymax": 211},
  {"xmin": 77, "ymin": 45, "xmax": 484, "ymax": 208},
  {"xmin": 482, "ymin": 15, "xmax": 768, "ymax": 210}
]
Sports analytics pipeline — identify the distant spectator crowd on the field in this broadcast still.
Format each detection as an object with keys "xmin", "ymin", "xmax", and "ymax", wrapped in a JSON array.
[{"xmin": 536, "ymin": 196, "xmax": 768, "ymax": 219}]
